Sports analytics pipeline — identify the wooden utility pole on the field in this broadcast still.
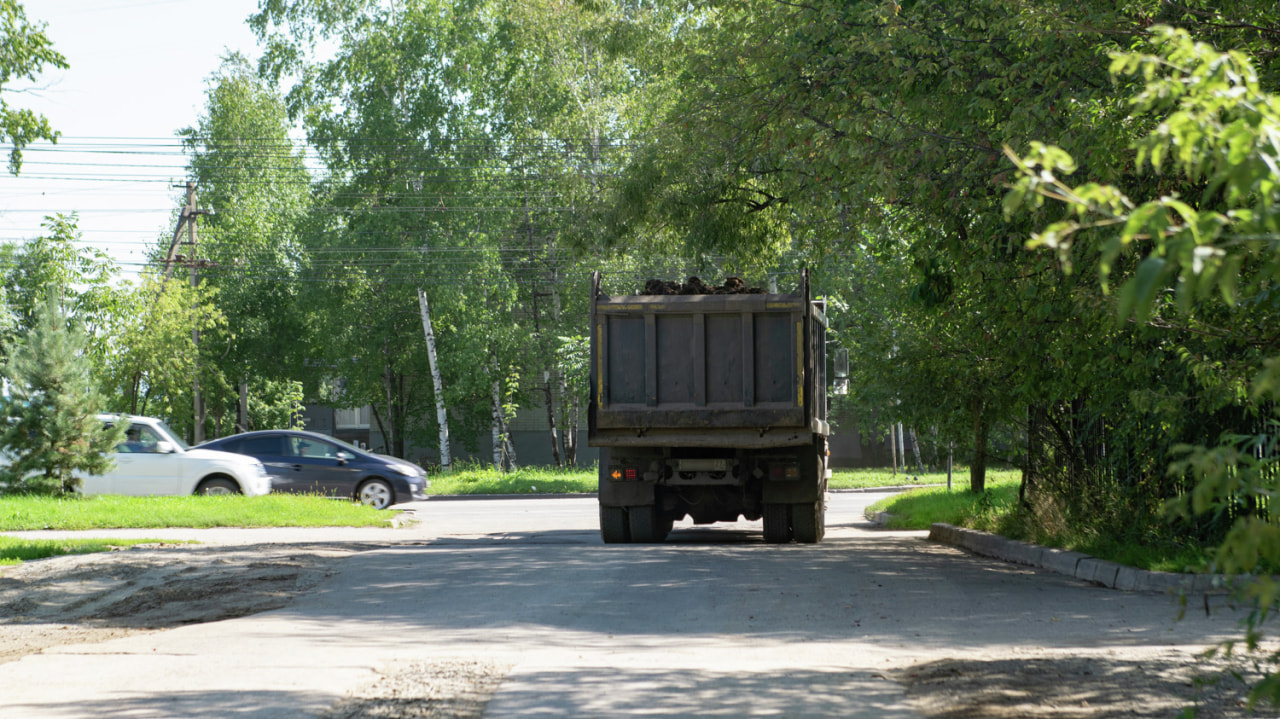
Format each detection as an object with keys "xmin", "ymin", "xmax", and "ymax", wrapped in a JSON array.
[{"xmin": 164, "ymin": 182, "xmax": 207, "ymax": 443}]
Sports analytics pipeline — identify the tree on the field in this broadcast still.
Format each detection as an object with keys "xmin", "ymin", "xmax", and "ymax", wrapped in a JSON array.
[
  {"xmin": 1008, "ymin": 26, "xmax": 1280, "ymax": 708},
  {"xmin": 93, "ymin": 273, "xmax": 226, "ymax": 431},
  {"xmin": 0, "ymin": 0, "xmax": 68, "ymax": 175},
  {"xmin": 590, "ymin": 1, "xmax": 1280, "ymax": 507},
  {"xmin": 0, "ymin": 213, "xmax": 116, "ymax": 339},
  {"xmin": 0, "ymin": 296, "xmax": 124, "ymax": 495},
  {"xmin": 178, "ymin": 54, "xmax": 313, "ymax": 437}
]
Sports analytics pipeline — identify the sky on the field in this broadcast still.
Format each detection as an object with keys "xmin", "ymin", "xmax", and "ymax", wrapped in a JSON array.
[{"xmin": 0, "ymin": 0, "xmax": 265, "ymax": 277}]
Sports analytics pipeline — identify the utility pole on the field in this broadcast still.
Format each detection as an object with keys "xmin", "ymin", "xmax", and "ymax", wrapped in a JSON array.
[{"xmin": 165, "ymin": 182, "xmax": 209, "ymax": 443}]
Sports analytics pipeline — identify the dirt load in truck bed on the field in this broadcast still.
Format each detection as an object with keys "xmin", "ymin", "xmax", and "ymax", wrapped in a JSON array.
[{"xmin": 642, "ymin": 276, "xmax": 767, "ymax": 295}]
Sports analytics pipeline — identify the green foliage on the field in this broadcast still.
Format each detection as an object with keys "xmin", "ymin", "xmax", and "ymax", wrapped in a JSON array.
[
  {"xmin": 178, "ymin": 54, "xmax": 314, "ymax": 439},
  {"xmin": 245, "ymin": 0, "xmax": 674, "ymax": 459},
  {"xmin": 248, "ymin": 378, "xmax": 306, "ymax": 431},
  {"xmin": 92, "ymin": 272, "xmax": 225, "ymax": 428},
  {"xmin": 0, "ymin": 0, "xmax": 68, "ymax": 174},
  {"xmin": 0, "ymin": 296, "xmax": 124, "ymax": 495},
  {"xmin": 1007, "ymin": 25, "xmax": 1280, "ymax": 709},
  {"xmin": 0, "ymin": 214, "xmax": 117, "ymax": 350}
]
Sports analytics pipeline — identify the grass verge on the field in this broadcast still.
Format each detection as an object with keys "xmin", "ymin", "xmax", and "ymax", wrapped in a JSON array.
[
  {"xmin": 0, "ymin": 494, "xmax": 391, "ymax": 531},
  {"xmin": 429, "ymin": 464, "xmax": 596, "ymax": 495},
  {"xmin": 0, "ymin": 536, "xmax": 175, "ymax": 566},
  {"xmin": 866, "ymin": 470, "xmax": 1213, "ymax": 573},
  {"xmin": 829, "ymin": 468, "xmax": 956, "ymax": 490},
  {"xmin": 426, "ymin": 464, "xmax": 935, "ymax": 495}
]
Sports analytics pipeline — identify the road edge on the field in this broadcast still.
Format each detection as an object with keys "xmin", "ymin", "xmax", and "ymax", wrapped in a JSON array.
[{"xmin": 923, "ymin": 521, "xmax": 1233, "ymax": 594}]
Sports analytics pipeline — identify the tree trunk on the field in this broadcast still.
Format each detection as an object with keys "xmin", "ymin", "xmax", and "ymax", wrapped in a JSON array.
[
  {"xmin": 897, "ymin": 423, "xmax": 906, "ymax": 473},
  {"xmin": 1021, "ymin": 404, "xmax": 1036, "ymax": 507},
  {"xmin": 491, "ymin": 363, "xmax": 504, "ymax": 470},
  {"xmin": 565, "ymin": 394, "xmax": 578, "ymax": 466},
  {"xmin": 502, "ymin": 420, "xmax": 517, "ymax": 471},
  {"xmin": 889, "ymin": 425, "xmax": 898, "ymax": 476},
  {"xmin": 382, "ymin": 360, "xmax": 396, "ymax": 457},
  {"xmin": 544, "ymin": 373, "xmax": 561, "ymax": 467},
  {"xmin": 129, "ymin": 371, "xmax": 142, "ymax": 415},
  {"xmin": 236, "ymin": 380, "xmax": 248, "ymax": 433},
  {"xmin": 971, "ymin": 401, "xmax": 989, "ymax": 493},
  {"xmin": 370, "ymin": 403, "xmax": 389, "ymax": 454},
  {"xmin": 910, "ymin": 428, "xmax": 925, "ymax": 473},
  {"xmin": 418, "ymin": 288, "xmax": 451, "ymax": 472}
]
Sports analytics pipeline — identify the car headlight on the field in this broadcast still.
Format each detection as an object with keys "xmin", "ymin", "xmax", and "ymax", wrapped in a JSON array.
[{"xmin": 389, "ymin": 463, "xmax": 420, "ymax": 477}]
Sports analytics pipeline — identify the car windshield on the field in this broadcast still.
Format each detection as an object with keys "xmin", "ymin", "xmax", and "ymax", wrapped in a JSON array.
[{"xmin": 151, "ymin": 420, "xmax": 190, "ymax": 450}]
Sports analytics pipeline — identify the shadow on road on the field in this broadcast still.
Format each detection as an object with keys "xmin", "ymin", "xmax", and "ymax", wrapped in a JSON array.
[
  {"xmin": 488, "ymin": 666, "xmax": 916, "ymax": 718},
  {"xmin": 263, "ymin": 535, "xmax": 1248, "ymax": 658}
]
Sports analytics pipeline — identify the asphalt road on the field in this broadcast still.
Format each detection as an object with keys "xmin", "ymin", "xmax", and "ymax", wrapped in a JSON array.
[{"xmin": 0, "ymin": 492, "xmax": 1253, "ymax": 718}]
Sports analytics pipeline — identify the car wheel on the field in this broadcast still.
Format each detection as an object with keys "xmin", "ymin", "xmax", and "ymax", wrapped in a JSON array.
[
  {"xmin": 196, "ymin": 477, "xmax": 240, "ymax": 496},
  {"xmin": 357, "ymin": 478, "xmax": 394, "ymax": 509}
]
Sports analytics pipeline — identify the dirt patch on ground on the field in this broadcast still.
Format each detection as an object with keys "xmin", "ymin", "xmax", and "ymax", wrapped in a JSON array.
[
  {"xmin": 900, "ymin": 649, "xmax": 1272, "ymax": 718},
  {"xmin": 0, "ymin": 542, "xmax": 508, "ymax": 718},
  {"xmin": 0, "ymin": 542, "xmax": 371, "ymax": 665},
  {"xmin": 321, "ymin": 659, "xmax": 511, "ymax": 719}
]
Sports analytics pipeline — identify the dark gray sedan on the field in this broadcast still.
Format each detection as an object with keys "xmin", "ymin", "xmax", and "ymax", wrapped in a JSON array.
[{"xmin": 197, "ymin": 430, "xmax": 428, "ymax": 509}]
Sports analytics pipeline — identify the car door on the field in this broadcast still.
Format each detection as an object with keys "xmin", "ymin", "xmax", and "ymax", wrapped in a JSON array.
[
  {"xmin": 232, "ymin": 436, "xmax": 293, "ymax": 492},
  {"xmin": 110, "ymin": 423, "xmax": 183, "ymax": 496},
  {"xmin": 284, "ymin": 436, "xmax": 362, "ymax": 497}
]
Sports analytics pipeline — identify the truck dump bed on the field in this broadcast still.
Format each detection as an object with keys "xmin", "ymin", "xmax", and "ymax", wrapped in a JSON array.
[{"xmin": 588, "ymin": 271, "xmax": 828, "ymax": 449}]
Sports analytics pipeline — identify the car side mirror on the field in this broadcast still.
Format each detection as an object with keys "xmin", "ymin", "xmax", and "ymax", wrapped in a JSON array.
[
  {"xmin": 154, "ymin": 441, "xmax": 176, "ymax": 454},
  {"xmin": 336, "ymin": 451, "xmax": 351, "ymax": 465}
]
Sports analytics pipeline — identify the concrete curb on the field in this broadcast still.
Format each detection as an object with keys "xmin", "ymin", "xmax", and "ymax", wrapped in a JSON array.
[{"xmin": 924, "ymin": 522, "xmax": 1233, "ymax": 594}]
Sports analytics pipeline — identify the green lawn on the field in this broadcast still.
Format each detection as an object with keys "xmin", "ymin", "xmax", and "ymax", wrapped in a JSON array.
[
  {"xmin": 866, "ymin": 470, "xmax": 1213, "ymax": 573},
  {"xmin": 428, "ymin": 464, "xmax": 597, "ymax": 494},
  {"xmin": 866, "ymin": 470, "xmax": 1023, "ymax": 531},
  {"xmin": 0, "ymin": 493, "xmax": 391, "ymax": 531},
  {"xmin": 0, "ymin": 536, "xmax": 174, "ymax": 566},
  {"xmin": 426, "ymin": 464, "xmax": 934, "ymax": 494},
  {"xmin": 829, "ymin": 467, "xmax": 957, "ymax": 490},
  {"xmin": 14, "ymin": 464, "xmax": 1190, "ymax": 571},
  {"xmin": 0, "ymin": 493, "xmax": 394, "ymax": 565}
]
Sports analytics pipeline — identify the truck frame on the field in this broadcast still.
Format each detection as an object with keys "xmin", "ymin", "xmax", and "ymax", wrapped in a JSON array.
[{"xmin": 588, "ymin": 270, "xmax": 830, "ymax": 543}]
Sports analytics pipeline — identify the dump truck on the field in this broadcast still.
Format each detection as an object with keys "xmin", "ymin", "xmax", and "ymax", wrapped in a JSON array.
[{"xmin": 588, "ymin": 270, "xmax": 830, "ymax": 543}]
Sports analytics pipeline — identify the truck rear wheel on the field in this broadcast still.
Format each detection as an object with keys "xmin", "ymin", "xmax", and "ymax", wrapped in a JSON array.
[
  {"xmin": 600, "ymin": 505, "xmax": 630, "ymax": 543},
  {"xmin": 792, "ymin": 499, "xmax": 824, "ymax": 543},
  {"xmin": 627, "ymin": 505, "xmax": 670, "ymax": 543},
  {"xmin": 762, "ymin": 503, "xmax": 792, "ymax": 543}
]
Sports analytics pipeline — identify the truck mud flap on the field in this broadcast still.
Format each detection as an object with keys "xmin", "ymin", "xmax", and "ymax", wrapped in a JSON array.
[
  {"xmin": 762, "ymin": 478, "xmax": 822, "ymax": 504},
  {"xmin": 599, "ymin": 479, "xmax": 655, "ymax": 507}
]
